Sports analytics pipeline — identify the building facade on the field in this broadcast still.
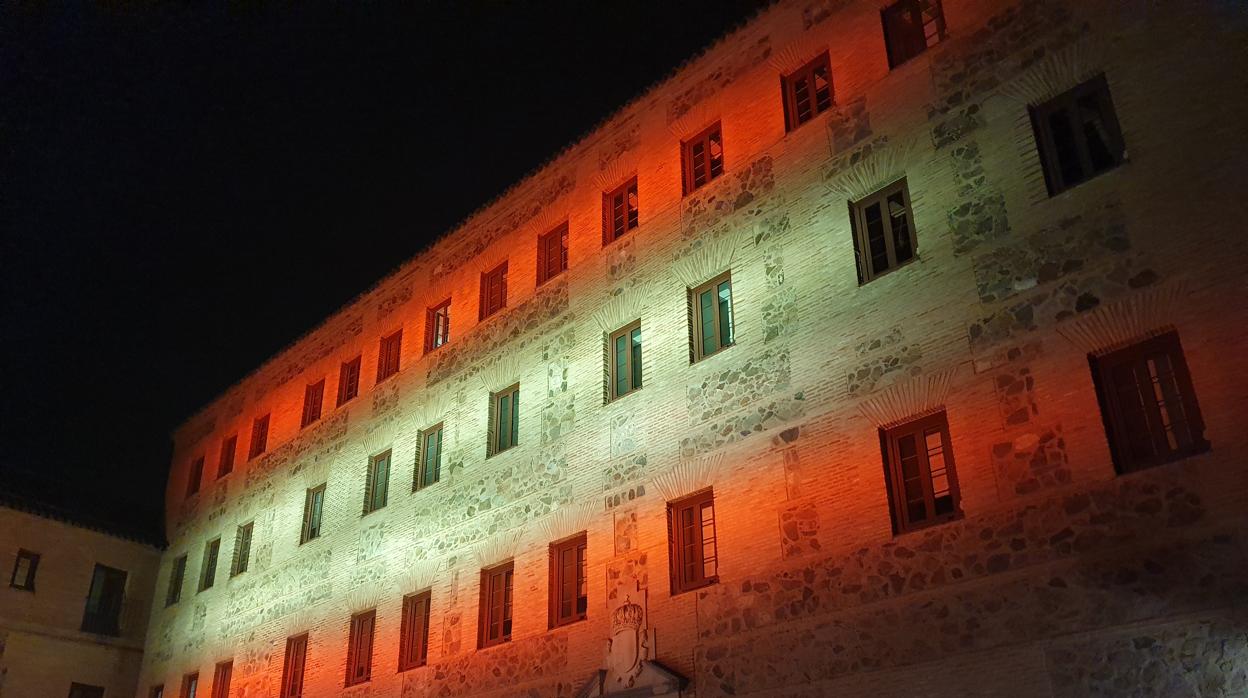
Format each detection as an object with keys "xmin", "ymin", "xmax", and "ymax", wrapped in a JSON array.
[
  {"xmin": 139, "ymin": 1, "xmax": 1248, "ymax": 696},
  {"xmin": 1, "ymin": 502, "xmax": 161, "ymax": 697}
]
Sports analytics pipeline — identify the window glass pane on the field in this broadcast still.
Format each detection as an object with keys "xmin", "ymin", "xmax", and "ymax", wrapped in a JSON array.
[
  {"xmin": 864, "ymin": 201, "xmax": 889, "ymax": 274},
  {"xmin": 498, "ymin": 394, "xmax": 511, "ymax": 449},
  {"xmin": 887, "ymin": 191, "xmax": 913, "ymax": 263},
  {"xmin": 614, "ymin": 333, "xmax": 629, "ymax": 396},
  {"xmin": 699, "ymin": 289, "xmax": 716, "ymax": 355},
  {"xmin": 1047, "ymin": 108, "xmax": 1084, "ymax": 186},
  {"xmin": 511, "ymin": 391, "xmax": 519, "ymax": 447},
  {"xmin": 630, "ymin": 327, "xmax": 642, "ymax": 390},
  {"xmin": 716, "ymin": 281, "xmax": 733, "ymax": 348}
]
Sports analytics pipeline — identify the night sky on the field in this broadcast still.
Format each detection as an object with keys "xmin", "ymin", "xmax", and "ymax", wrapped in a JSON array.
[{"xmin": 1, "ymin": 2, "xmax": 769, "ymax": 542}]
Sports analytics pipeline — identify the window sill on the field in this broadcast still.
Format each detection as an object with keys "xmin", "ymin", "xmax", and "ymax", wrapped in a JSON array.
[
  {"xmin": 893, "ymin": 510, "xmax": 964, "ymax": 538},
  {"xmin": 608, "ymin": 384, "xmax": 643, "ymax": 405},
  {"xmin": 551, "ymin": 615, "xmax": 588, "ymax": 631},
  {"xmin": 671, "ymin": 577, "xmax": 717, "ymax": 598},
  {"xmin": 692, "ymin": 342, "xmax": 736, "ymax": 367},
  {"xmin": 858, "ymin": 255, "xmax": 920, "ymax": 287}
]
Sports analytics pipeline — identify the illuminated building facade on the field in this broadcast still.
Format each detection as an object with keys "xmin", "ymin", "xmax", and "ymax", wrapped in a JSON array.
[{"xmin": 139, "ymin": 0, "xmax": 1248, "ymax": 696}]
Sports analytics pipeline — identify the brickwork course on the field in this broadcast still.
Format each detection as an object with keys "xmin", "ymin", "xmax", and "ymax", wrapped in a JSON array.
[{"xmin": 139, "ymin": 0, "xmax": 1248, "ymax": 696}]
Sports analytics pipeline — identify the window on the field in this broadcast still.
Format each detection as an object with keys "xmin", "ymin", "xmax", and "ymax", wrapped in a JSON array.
[
  {"xmin": 280, "ymin": 633, "xmax": 308, "ymax": 698},
  {"xmin": 198, "ymin": 538, "xmax": 220, "ymax": 592},
  {"xmin": 1031, "ymin": 74, "xmax": 1125, "ymax": 196},
  {"xmin": 881, "ymin": 411, "xmax": 961, "ymax": 533},
  {"xmin": 180, "ymin": 673, "xmax": 198, "ymax": 698},
  {"xmin": 689, "ymin": 272, "xmax": 734, "ymax": 362},
  {"xmin": 849, "ymin": 178, "xmax": 916, "ymax": 283},
  {"xmin": 782, "ymin": 52, "xmax": 834, "ymax": 131},
  {"xmin": 217, "ymin": 435, "xmax": 237, "ymax": 478},
  {"xmin": 377, "ymin": 330, "xmax": 403, "ymax": 382},
  {"xmin": 150, "ymin": 685, "xmax": 165, "ymax": 698},
  {"xmin": 1090, "ymin": 331, "xmax": 1208, "ymax": 474},
  {"xmin": 681, "ymin": 122, "xmax": 724, "ymax": 195},
  {"xmin": 549, "ymin": 533, "xmax": 587, "ymax": 628},
  {"xmin": 415, "ymin": 424, "xmax": 443, "ymax": 491},
  {"xmin": 609, "ymin": 321, "xmax": 642, "ymax": 400},
  {"xmin": 9, "ymin": 548, "xmax": 39, "ymax": 591},
  {"xmin": 81, "ymin": 563, "xmax": 127, "ymax": 635},
  {"xmin": 186, "ymin": 456, "xmax": 204, "ymax": 498},
  {"xmin": 248, "ymin": 414, "xmax": 270, "ymax": 460},
  {"xmin": 166, "ymin": 554, "xmax": 187, "ymax": 606},
  {"xmin": 425, "ymin": 299, "xmax": 451, "ymax": 353},
  {"xmin": 667, "ymin": 490, "xmax": 718, "ymax": 595},
  {"xmin": 488, "ymin": 384, "xmax": 520, "ymax": 456},
  {"xmin": 337, "ymin": 355, "xmax": 362, "ymax": 406},
  {"xmin": 301, "ymin": 380, "xmax": 324, "ymax": 428},
  {"xmin": 399, "ymin": 591, "xmax": 431, "ymax": 671},
  {"xmin": 231, "ymin": 522, "xmax": 253, "ymax": 577},
  {"xmin": 478, "ymin": 561, "xmax": 514, "ymax": 648},
  {"xmin": 882, "ymin": 0, "xmax": 946, "ymax": 69},
  {"xmin": 479, "ymin": 262, "xmax": 508, "ymax": 320},
  {"xmin": 363, "ymin": 450, "xmax": 390, "ymax": 515},
  {"xmin": 301, "ymin": 484, "xmax": 326, "ymax": 544},
  {"xmin": 211, "ymin": 661, "xmax": 232, "ymax": 698},
  {"xmin": 68, "ymin": 684, "xmax": 105, "ymax": 698},
  {"xmin": 603, "ymin": 176, "xmax": 639, "ymax": 244},
  {"xmin": 537, "ymin": 222, "xmax": 569, "ymax": 286},
  {"xmin": 345, "ymin": 609, "xmax": 376, "ymax": 686}
]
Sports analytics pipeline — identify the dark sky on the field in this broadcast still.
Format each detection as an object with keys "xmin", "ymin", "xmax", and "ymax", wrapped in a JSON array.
[{"xmin": 1, "ymin": 1, "xmax": 768, "ymax": 542}]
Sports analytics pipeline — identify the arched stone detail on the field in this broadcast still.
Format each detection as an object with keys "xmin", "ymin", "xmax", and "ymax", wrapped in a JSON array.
[
  {"xmin": 592, "ymin": 153, "xmax": 640, "ymax": 193},
  {"xmin": 590, "ymin": 288, "xmax": 650, "ymax": 334},
  {"xmin": 857, "ymin": 365, "xmax": 960, "ymax": 429},
  {"xmin": 534, "ymin": 502, "xmax": 598, "ymax": 546},
  {"xmin": 767, "ymin": 38, "xmax": 827, "ymax": 75},
  {"xmin": 1056, "ymin": 279, "xmax": 1188, "ymax": 357},
  {"xmin": 822, "ymin": 132, "xmax": 928, "ymax": 202},
  {"xmin": 477, "ymin": 352, "xmax": 526, "ymax": 393},
  {"xmin": 413, "ymin": 390, "xmax": 455, "ymax": 429},
  {"xmin": 650, "ymin": 454, "xmax": 724, "ymax": 502},
  {"xmin": 401, "ymin": 560, "xmax": 442, "ymax": 594},
  {"xmin": 666, "ymin": 97, "xmax": 724, "ymax": 141},
  {"xmin": 346, "ymin": 584, "xmax": 384, "ymax": 615},
  {"xmin": 997, "ymin": 39, "xmax": 1107, "ymax": 108},
  {"xmin": 669, "ymin": 227, "xmax": 744, "ymax": 288},
  {"xmin": 473, "ymin": 529, "xmax": 524, "ymax": 569}
]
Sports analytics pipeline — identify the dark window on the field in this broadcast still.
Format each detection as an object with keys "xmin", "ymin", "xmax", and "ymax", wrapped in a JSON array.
[
  {"xmin": 217, "ymin": 435, "xmax": 237, "ymax": 478},
  {"xmin": 69, "ymin": 684, "xmax": 106, "ymax": 698},
  {"xmin": 850, "ymin": 178, "xmax": 916, "ymax": 283},
  {"xmin": 667, "ymin": 489, "xmax": 718, "ymax": 595},
  {"xmin": 549, "ymin": 533, "xmax": 587, "ymax": 628},
  {"xmin": 345, "ymin": 609, "xmax": 375, "ymax": 686},
  {"xmin": 603, "ymin": 176, "xmax": 639, "ymax": 244},
  {"xmin": 211, "ymin": 662, "xmax": 232, "ymax": 698},
  {"xmin": 681, "ymin": 122, "xmax": 724, "ymax": 195},
  {"xmin": 425, "ymin": 299, "xmax": 451, "ymax": 353},
  {"xmin": 150, "ymin": 686, "xmax": 165, "ymax": 698},
  {"xmin": 478, "ymin": 561, "xmax": 514, "ymax": 648},
  {"xmin": 399, "ymin": 591, "xmax": 432, "ymax": 671},
  {"xmin": 537, "ymin": 222, "xmax": 569, "ymax": 286},
  {"xmin": 180, "ymin": 673, "xmax": 198, "ymax": 698},
  {"xmin": 479, "ymin": 262, "xmax": 509, "ymax": 320},
  {"xmin": 198, "ymin": 538, "xmax": 220, "ymax": 592},
  {"xmin": 186, "ymin": 456, "xmax": 204, "ymax": 498},
  {"xmin": 301, "ymin": 484, "xmax": 326, "ymax": 544},
  {"xmin": 782, "ymin": 52, "xmax": 834, "ymax": 131},
  {"xmin": 248, "ymin": 414, "xmax": 270, "ymax": 460},
  {"xmin": 1030, "ymin": 74, "xmax": 1125, "ymax": 196},
  {"xmin": 81, "ymin": 563, "xmax": 127, "ymax": 636},
  {"xmin": 280, "ymin": 633, "xmax": 308, "ymax": 698},
  {"xmin": 881, "ymin": 411, "xmax": 961, "ymax": 533},
  {"xmin": 489, "ymin": 384, "xmax": 520, "ymax": 456},
  {"xmin": 231, "ymin": 522, "xmax": 253, "ymax": 577},
  {"xmin": 377, "ymin": 330, "xmax": 403, "ymax": 382},
  {"xmin": 363, "ymin": 451, "xmax": 390, "ymax": 515},
  {"xmin": 689, "ymin": 273, "xmax": 734, "ymax": 362},
  {"xmin": 9, "ymin": 548, "xmax": 39, "ymax": 591},
  {"xmin": 415, "ymin": 424, "xmax": 443, "ymax": 491},
  {"xmin": 301, "ymin": 380, "xmax": 325, "ymax": 428},
  {"xmin": 1090, "ymin": 331, "xmax": 1208, "ymax": 473},
  {"xmin": 337, "ymin": 355, "xmax": 362, "ymax": 406},
  {"xmin": 882, "ymin": 0, "xmax": 946, "ymax": 69},
  {"xmin": 609, "ymin": 321, "xmax": 643, "ymax": 400},
  {"xmin": 166, "ymin": 555, "xmax": 186, "ymax": 606}
]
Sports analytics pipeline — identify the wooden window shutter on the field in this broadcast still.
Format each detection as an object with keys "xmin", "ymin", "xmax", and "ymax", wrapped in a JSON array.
[
  {"xmin": 479, "ymin": 272, "xmax": 487, "ymax": 321},
  {"xmin": 486, "ymin": 392, "xmax": 498, "ymax": 457}
]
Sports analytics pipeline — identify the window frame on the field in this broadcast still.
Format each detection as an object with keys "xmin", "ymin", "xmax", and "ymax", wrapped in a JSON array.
[
  {"xmin": 198, "ymin": 537, "xmax": 220, "ymax": 592},
  {"xmin": 881, "ymin": 0, "xmax": 946, "ymax": 69},
  {"xmin": 9, "ymin": 548, "xmax": 39, "ymax": 591},
  {"xmin": 337, "ymin": 355, "xmax": 362, "ymax": 406},
  {"xmin": 248, "ymin": 414, "xmax": 270, "ymax": 460},
  {"xmin": 414, "ymin": 423, "xmax": 443, "ymax": 492},
  {"xmin": 363, "ymin": 450, "xmax": 391, "ymax": 515},
  {"xmin": 166, "ymin": 554, "xmax": 187, "ymax": 607},
  {"xmin": 667, "ymin": 489, "xmax": 718, "ymax": 596},
  {"xmin": 301, "ymin": 379, "xmax": 325, "ymax": 428},
  {"xmin": 69, "ymin": 684, "xmax": 106, "ymax": 698},
  {"xmin": 1030, "ymin": 74, "xmax": 1125, "ymax": 196},
  {"xmin": 477, "ymin": 561, "xmax": 514, "ymax": 649},
  {"xmin": 488, "ymin": 384, "xmax": 521, "ymax": 457},
  {"xmin": 377, "ymin": 329, "xmax": 403, "ymax": 383},
  {"xmin": 479, "ymin": 262, "xmax": 509, "ymax": 321},
  {"xmin": 603, "ymin": 176, "xmax": 639, "ymax": 245},
  {"xmin": 230, "ymin": 522, "xmax": 253, "ymax": 577},
  {"xmin": 881, "ymin": 410, "xmax": 962, "ymax": 534},
  {"xmin": 398, "ymin": 590, "xmax": 432, "ymax": 672},
  {"xmin": 211, "ymin": 661, "xmax": 232, "ymax": 698},
  {"xmin": 217, "ymin": 435, "xmax": 237, "ymax": 479},
  {"xmin": 301, "ymin": 484, "xmax": 326, "ymax": 544},
  {"xmin": 280, "ymin": 633, "xmax": 308, "ymax": 698},
  {"xmin": 424, "ymin": 299, "xmax": 451, "ymax": 354},
  {"xmin": 150, "ymin": 685, "xmax": 165, "ymax": 698},
  {"xmin": 680, "ymin": 121, "xmax": 725, "ymax": 196},
  {"xmin": 186, "ymin": 456, "xmax": 204, "ymax": 498},
  {"xmin": 81, "ymin": 563, "xmax": 127, "ymax": 636},
  {"xmin": 781, "ymin": 52, "xmax": 834, "ymax": 131},
  {"xmin": 536, "ymin": 222, "xmax": 570, "ymax": 286},
  {"xmin": 608, "ymin": 321, "xmax": 643, "ymax": 401},
  {"xmin": 689, "ymin": 272, "xmax": 735, "ymax": 363},
  {"xmin": 849, "ymin": 178, "xmax": 918, "ymax": 284},
  {"xmin": 345, "ymin": 609, "xmax": 376, "ymax": 687},
  {"xmin": 548, "ymin": 533, "xmax": 588, "ymax": 628}
]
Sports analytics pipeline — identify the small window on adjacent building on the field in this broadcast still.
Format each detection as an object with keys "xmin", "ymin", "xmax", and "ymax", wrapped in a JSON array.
[
  {"xmin": 248, "ymin": 414, "xmax": 270, "ymax": 460},
  {"xmin": 198, "ymin": 538, "xmax": 220, "ymax": 592},
  {"xmin": 1030, "ymin": 74, "xmax": 1125, "ymax": 196},
  {"xmin": 345, "ymin": 609, "xmax": 376, "ymax": 686},
  {"xmin": 301, "ymin": 379, "xmax": 324, "ymax": 428},
  {"xmin": 537, "ymin": 222, "xmax": 569, "ymax": 286},
  {"xmin": 186, "ymin": 456, "xmax": 204, "ymax": 498},
  {"xmin": 782, "ymin": 52, "xmax": 834, "ymax": 131},
  {"xmin": 9, "ymin": 549, "xmax": 39, "ymax": 591},
  {"xmin": 478, "ymin": 561, "xmax": 514, "ymax": 649},
  {"xmin": 689, "ymin": 272, "xmax": 734, "ymax": 362},
  {"xmin": 849, "ymin": 178, "xmax": 916, "ymax": 284},
  {"xmin": 363, "ymin": 450, "xmax": 390, "ymax": 515},
  {"xmin": 211, "ymin": 661, "xmax": 232, "ymax": 698},
  {"xmin": 549, "ymin": 533, "xmax": 587, "ymax": 628},
  {"xmin": 280, "ymin": 633, "xmax": 308, "ymax": 698},
  {"xmin": 479, "ymin": 262, "xmax": 509, "ymax": 320},
  {"xmin": 81, "ymin": 563, "xmax": 127, "ymax": 636},
  {"xmin": 399, "ymin": 590, "xmax": 432, "ymax": 671},
  {"xmin": 667, "ymin": 489, "xmax": 718, "ymax": 595},
  {"xmin": 608, "ymin": 321, "xmax": 642, "ymax": 401},
  {"xmin": 882, "ymin": 0, "xmax": 946, "ymax": 69},
  {"xmin": 217, "ymin": 435, "xmax": 237, "ymax": 479},
  {"xmin": 301, "ymin": 484, "xmax": 326, "ymax": 544},
  {"xmin": 603, "ymin": 176, "xmax": 639, "ymax": 245},
  {"xmin": 180, "ymin": 672, "xmax": 198, "ymax": 698},
  {"xmin": 1090, "ymin": 331, "xmax": 1208, "ymax": 474},
  {"xmin": 681, "ymin": 122, "xmax": 724, "ymax": 195},
  {"xmin": 488, "ymin": 384, "xmax": 520, "ymax": 456},
  {"xmin": 69, "ymin": 684, "xmax": 106, "ymax": 698},
  {"xmin": 425, "ymin": 299, "xmax": 451, "ymax": 354},
  {"xmin": 231, "ymin": 522, "xmax": 253, "ymax": 577},
  {"xmin": 150, "ymin": 685, "xmax": 165, "ymax": 698},
  {"xmin": 338, "ymin": 355, "xmax": 362, "ymax": 406},
  {"xmin": 377, "ymin": 330, "xmax": 403, "ymax": 382},
  {"xmin": 881, "ymin": 411, "xmax": 961, "ymax": 534},
  {"xmin": 166, "ymin": 554, "xmax": 187, "ymax": 607},
  {"xmin": 415, "ymin": 423, "xmax": 443, "ymax": 491}
]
